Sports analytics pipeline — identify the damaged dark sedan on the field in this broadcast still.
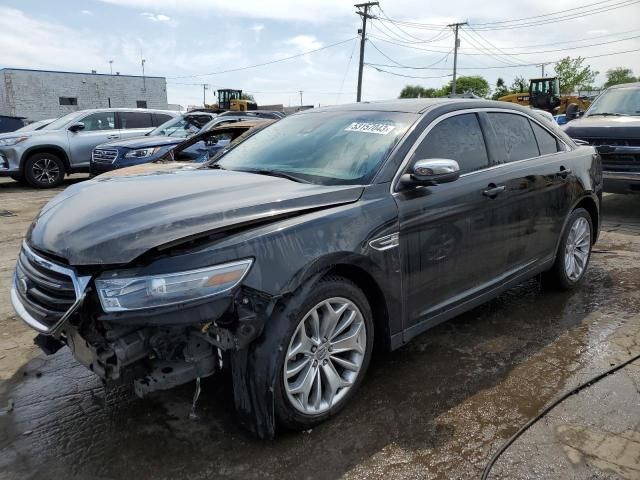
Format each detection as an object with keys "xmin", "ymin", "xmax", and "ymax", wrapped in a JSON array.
[{"xmin": 11, "ymin": 99, "xmax": 601, "ymax": 438}]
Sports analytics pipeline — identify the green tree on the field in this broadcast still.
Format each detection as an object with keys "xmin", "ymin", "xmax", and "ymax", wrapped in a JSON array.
[
  {"xmin": 604, "ymin": 67, "xmax": 637, "ymax": 88},
  {"xmin": 443, "ymin": 76, "xmax": 491, "ymax": 97},
  {"xmin": 511, "ymin": 75, "xmax": 527, "ymax": 93},
  {"xmin": 553, "ymin": 56, "xmax": 598, "ymax": 94},
  {"xmin": 399, "ymin": 85, "xmax": 444, "ymax": 98},
  {"xmin": 491, "ymin": 77, "xmax": 510, "ymax": 100},
  {"xmin": 399, "ymin": 85, "xmax": 426, "ymax": 98}
]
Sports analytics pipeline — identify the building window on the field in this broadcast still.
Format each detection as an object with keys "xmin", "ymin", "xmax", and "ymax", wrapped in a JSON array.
[
  {"xmin": 136, "ymin": 100, "xmax": 148, "ymax": 108},
  {"xmin": 59, "ymin": 97, "xmax": 78, "ymax": 106}
]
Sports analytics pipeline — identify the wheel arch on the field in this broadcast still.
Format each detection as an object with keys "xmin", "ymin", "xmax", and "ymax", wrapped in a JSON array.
[
  {"xmin": 21, "ymin": 145, "xmax": 70, "ymax": 173},
  {"xmin": 573, "ymin": 195, "xmax": 599, "ymax": 244},
  {"xmin": 283, "ymin": 253, "xmax": 395, "ymax": 352}
]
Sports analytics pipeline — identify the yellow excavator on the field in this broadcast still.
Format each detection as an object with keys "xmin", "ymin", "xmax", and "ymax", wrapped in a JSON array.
[
  {"xmin": 216, "ymin": 89, "xmax": 258, "ymax": 112},
  {"xmin": 499, "ymin": 77, "xmax": 592, "ymax": 115}
]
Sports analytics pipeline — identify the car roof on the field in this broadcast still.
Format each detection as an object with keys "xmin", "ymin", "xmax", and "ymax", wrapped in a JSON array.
[
  {"xmin": 305, "ymin": 98, "xmax": 539, "ymax": 114},
  {"xmin": 606, "ymin": 82, "xmax": 640, "ymax": 89}
]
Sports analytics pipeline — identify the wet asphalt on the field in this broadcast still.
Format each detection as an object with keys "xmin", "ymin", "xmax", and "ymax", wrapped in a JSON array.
[{"xmin": 0, "ymin": 183, "xmax": 639, "ymax": 479}]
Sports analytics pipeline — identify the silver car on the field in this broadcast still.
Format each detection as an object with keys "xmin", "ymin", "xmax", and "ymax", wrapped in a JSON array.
[{"xmin": 0, "ymin": 108, "xmax": 177, "ymax": 188}]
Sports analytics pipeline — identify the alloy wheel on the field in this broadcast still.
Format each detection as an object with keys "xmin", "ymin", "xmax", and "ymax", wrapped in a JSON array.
[
  {"xmin": 564, "ymin": 216, "xmax": 591, "ymax": 281},
  {"xmin": 32, "ymin": 158, "xmax": 60, "ymax": 184},
  {"xmin": 284, "ymin": 297, "xmax": 367, "ymax": 415}
]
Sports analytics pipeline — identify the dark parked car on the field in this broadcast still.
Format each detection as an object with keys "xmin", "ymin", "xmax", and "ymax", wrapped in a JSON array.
[
  {"xmin": 563, "ymin": 82, "xmax": 640, "ymax": 194},
  {"xmin": 90, "ymin": 112, "xmax": 217, "ymax": 175},
  {"xmin": 11, "ymin": 99, "xmax": 601, "ymax": 438}
]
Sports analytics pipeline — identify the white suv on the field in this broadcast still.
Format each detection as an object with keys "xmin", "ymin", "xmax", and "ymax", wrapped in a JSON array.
[{"xmin": 0, "ymin": 108, "xmax": 177, "ymax": 188}]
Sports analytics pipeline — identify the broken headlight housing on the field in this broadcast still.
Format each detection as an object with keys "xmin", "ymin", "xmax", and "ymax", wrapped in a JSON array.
[{"xmin": 95, "ymin": 259, "xmax": 253, "ymax": 312}]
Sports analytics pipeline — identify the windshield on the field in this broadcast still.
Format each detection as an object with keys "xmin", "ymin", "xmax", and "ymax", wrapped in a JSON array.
[
  {"xmin": 148, "ymin": 114, "xmax": 213, "ymax": 138},
  {"xmin": 216, "ymin": 110, "xmax": 417, "ymax": 185},
  {"xmin": 586, "ymin": 87, "xmax": 640, "ymax": 116},
  {"xmin": 42, "ymin": 111, "xmax": 83, "ymax": 130}
]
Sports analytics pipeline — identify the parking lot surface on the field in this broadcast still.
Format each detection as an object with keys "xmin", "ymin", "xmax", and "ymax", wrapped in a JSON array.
[{"xmin": 1, "ymin": 176, "xmax": 639, "ymax": 479}]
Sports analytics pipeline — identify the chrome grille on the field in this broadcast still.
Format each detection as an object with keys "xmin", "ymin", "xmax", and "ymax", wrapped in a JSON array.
[
  {"xmin": 92, "ymin": 148, "xmax": 119, "ymax": 164},
  {"xmin": 11, "ymin": 243, "xmax": 90, "ymax": 333}
]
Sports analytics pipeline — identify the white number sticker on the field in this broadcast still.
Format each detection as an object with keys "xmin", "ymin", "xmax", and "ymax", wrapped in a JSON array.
[{"xmin": 344, "ymin": 122, "xmax": 395, "ymax": 135}]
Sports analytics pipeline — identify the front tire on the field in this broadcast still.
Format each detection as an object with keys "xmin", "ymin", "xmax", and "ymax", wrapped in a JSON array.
[
  {"xmin": 274, "ymin": 276, "xmax": 374, "ymax": 431},
  {"xmin": 24, "ymin": 153, "xmax": 65, "ymax": 188},
  {"xmin": 544, "ymin": 208, "xmax": 593, "ymax": 289}
]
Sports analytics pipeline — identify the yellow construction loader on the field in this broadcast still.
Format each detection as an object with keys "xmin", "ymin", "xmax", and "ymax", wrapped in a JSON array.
[{"xmin": 499, "ymin": 77, "xmax": 592, "ymax": 115}]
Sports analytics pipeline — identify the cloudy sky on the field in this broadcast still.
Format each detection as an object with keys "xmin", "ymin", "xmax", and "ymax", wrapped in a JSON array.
[{"xmin": 1, "ymin": 0, "xmax": 639, "ymax": 109}]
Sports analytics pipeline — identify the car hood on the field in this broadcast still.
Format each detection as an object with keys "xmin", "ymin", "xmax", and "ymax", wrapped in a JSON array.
[
  {"xmin": 28, "ymin": 169, "xmax": 364, "ymax": 265},
  {"xmin": 99, "ymin": 135, "xmax": 185, "ymax": 149},
  {"xmin": 564, "ymin": 115, "xmax": 640, "ymax": 139}
]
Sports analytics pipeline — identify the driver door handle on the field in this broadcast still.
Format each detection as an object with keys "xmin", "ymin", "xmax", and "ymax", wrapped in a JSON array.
[
  {"xmin": 107, "ymin": 134, "xmax": 120, "ymax": 139},
  {"xmin": 482, "ymin": 184, "xmax": 506, "ymax": 198}
]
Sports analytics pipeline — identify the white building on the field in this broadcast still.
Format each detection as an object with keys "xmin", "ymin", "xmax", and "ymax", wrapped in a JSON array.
[{"xmin": 0, "ymin": 68, "xmax": 169, "ymax": 122}]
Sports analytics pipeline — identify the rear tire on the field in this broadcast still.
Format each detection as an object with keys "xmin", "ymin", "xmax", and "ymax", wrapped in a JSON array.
[
  {"xmin": 24, "ymin": 153, "xmax": 65, "ymax": 188},
  {"xmin": 543, "ymin": 208, "xmax": 593, "ymax": 290}
]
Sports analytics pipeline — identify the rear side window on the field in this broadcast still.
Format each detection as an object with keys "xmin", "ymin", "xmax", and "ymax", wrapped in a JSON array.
[
  {"xmin": 153, "ymin": 113, "xmax": 174, "ymax": 126},
  {"xmin": 489, "ymin": 113, "xmax": 539, "ymax": 163},
  {"xmin": 530, "ymin": 121, "xmax": 560, "ymax": 155},
  {"xmin": 119, "ymin": 112, "xmax": 153, "ymax": 129},
  {"xmin": 413, "ymin": 113, "xmax": 489, "ymax": 174}
]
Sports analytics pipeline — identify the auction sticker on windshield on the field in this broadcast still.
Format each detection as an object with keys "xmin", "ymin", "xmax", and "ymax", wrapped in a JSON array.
[{"xmin": 344, "ymin": 122, "xmax": 395, "ymax": 135}]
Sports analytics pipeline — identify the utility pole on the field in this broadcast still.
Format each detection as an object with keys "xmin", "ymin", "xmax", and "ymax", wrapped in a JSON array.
[
  {"xmin": 448, "ymin": 22, "xmax": 467, "ymax": 95},
  {"xmin": 536, "ymin": 62, "xmax": 551, "ymax": 77},
  {"xmin": 355, "ymin": 1, "xmax": 378, "ymax": 102},
  {"xmin": 299, "ymin": 90, "xmax": 304, "ymax": 107},
  {"xmin": 203, "ymin": 84, "xmax": 208, "ymax": 107},
  {"xmin": 108, "ymin": 60, "xmax": 113, "ymax": 75}
]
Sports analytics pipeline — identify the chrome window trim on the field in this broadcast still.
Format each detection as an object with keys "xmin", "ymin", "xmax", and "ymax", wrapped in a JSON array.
[{"xmin": 391, "ymin": 107, "xmax": 572, "ymax": 193}]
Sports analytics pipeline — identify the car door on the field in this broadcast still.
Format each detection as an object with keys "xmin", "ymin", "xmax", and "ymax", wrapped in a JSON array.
[
  {"xmin": 482, "ymin": 111, "xmax": 572, "ymax": 273},
  {"xmin": 117, "ymin": 111, "xmax": 155, "ymax": 139},
  {"xmin": 68, "ymin": 111, "xmax": 120, "ymax": 167},
  {"xmin": 394, "ymin": 111, "xmax": 512, "ymax": 330}
]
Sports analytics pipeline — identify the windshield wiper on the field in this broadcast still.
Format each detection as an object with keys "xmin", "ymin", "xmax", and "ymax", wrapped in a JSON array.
[
  {"xmin": 235, "ymin": 168, "xmax": 310, "ymax": 183},
  {"xmin": 588, "ymin": 112, "xmax": 629, "ymax": 117}
]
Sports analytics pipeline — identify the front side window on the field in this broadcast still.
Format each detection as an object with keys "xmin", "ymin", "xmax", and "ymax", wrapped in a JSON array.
[
  {"xmin": 80, "ymin": 112, "xmax": 115, "ymax": 131},
  {"xmin": 489, "ymin": 113, "xmax": 539, "ymax": 163},
  {"xmin": 412, "ymin": 113, "xmax": 489, "ymax": 174},
  {"xmin": 216, "ymin": 110, "xmax": 417, "ymax": 185},
  {"xmin": 119, "ymin": 112, "xmax": 153, "ymax": 129}
]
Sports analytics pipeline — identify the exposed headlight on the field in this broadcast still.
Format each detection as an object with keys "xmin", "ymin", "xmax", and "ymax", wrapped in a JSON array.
[
  {"xmin": 124, "ymin": 147, "xmax": 161, "ymax": 159},
  {"xmin": 0, "ymin": 136, "xmax": 28, "ymax": 147},
  {"xmin": 95, "ymin": 259, "xmax": 253, "ymax": 312}
]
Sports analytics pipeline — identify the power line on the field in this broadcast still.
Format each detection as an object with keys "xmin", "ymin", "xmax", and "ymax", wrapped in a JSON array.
[
  {"xmin": 366, "ymin": 46, "xmax": 640, "ymax": 71},
  {"xmin": 336, "ymin": 37, "xmax": 359, "ymax": 103},
  {"xmin": 464, "ymin": 26, "xmax": 529, "ymax": 65},
  {"xmin": 366, "ymin": 64, "xmax": 453, "ymax": 79},
  {"xmin": 168, "ymin": 37, "xmax": 357, "ymax": 79},
  {"xmin": 367, "ymin": 31, "xmax": 640, "ymax": 57},
  {"xmin": 368, "ymin": 40, "xmax": 453, "ymax": 69},
  {"xmin": 375, "ymin": 5, "xmax": 451, "ymax": 43},
  {"xmin": 376, "ymin": 0, "xmax": 640, "ymax": 31}
]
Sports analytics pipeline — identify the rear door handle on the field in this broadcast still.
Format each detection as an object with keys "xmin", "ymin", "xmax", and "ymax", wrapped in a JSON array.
[
  {"xmin": 482, "ymin": 184, "xmax": 506, "ymax": 198},
  {"xmin": 557, "ymin": 166, "xmax": 572, "ymax": 178},
  {"xmin": 107, "ymin": 135, "xmax": 120, "ymax": 139}
]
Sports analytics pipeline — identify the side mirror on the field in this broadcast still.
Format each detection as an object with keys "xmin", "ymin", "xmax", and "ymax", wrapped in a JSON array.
[
  {"xmin": 401, "ymin": 159, "xmax": 461, "ymax": 187},
  {"xmin": 68, "ymin": 122, "xmax": 85, "ymax": 133}
]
